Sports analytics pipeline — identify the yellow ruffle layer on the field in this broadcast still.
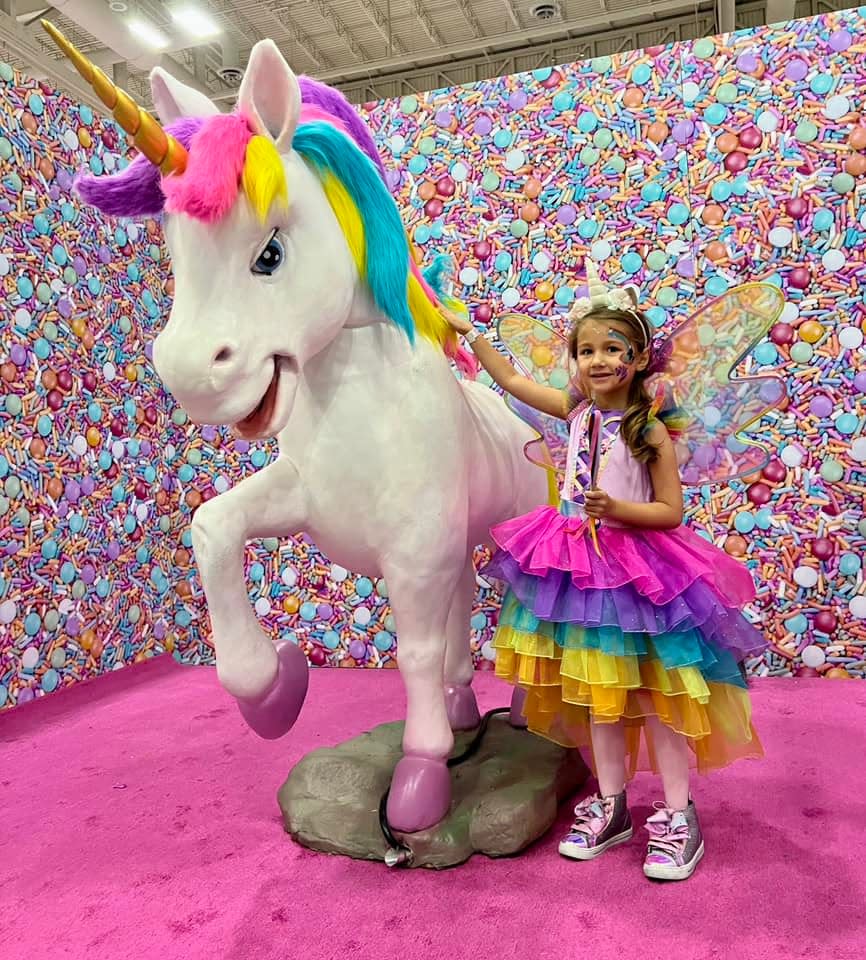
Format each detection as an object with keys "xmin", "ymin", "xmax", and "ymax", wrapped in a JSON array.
[{"xmin": 494, "ymin": 625, "xmax": 763, "ymax": 776}]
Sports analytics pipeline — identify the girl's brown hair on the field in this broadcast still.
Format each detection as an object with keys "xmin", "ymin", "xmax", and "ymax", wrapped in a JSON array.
[{"xmin": 568, "ymin": 307, "xmax": 660, "ymax": 463}]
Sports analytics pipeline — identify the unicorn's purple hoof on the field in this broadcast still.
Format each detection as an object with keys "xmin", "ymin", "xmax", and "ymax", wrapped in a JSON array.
[
  {"xmin": 386, "ymin": 755, "xmax": 452, "ymax": 833},
  {"xmin": 509, "ymin": 686, "xmax": 528, "ymax": 729},
  {"xmin": 445, "ymin": 682, "xmax": 481, "ymax": 731},
  {"xmin": 236, "ymin": 641, "xmax": 309, "ymax": 740}
]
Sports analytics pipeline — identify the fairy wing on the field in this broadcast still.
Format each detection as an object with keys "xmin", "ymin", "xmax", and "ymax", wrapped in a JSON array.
[
  {"xmin": 649, "ymin": 283, "xmax": 786, "ymax": 487},
  {"xmin": 496, "ymin": 312, "xmax": 576, "ymax": 478}
]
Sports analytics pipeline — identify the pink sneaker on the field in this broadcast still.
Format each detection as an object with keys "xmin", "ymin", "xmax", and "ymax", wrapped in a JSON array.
[
  {"xmin": 643, "ymin": 800, "xmax": 704, "ymax": 881},
  {"xmin": 558, "ymin": 791, "xmax": 632, "ymax": 861}
]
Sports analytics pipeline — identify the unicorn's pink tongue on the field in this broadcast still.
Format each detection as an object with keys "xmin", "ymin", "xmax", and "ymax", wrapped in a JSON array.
[{"xmin": 234, "ymin": 364, "xmax": 279, "ymax": 439}]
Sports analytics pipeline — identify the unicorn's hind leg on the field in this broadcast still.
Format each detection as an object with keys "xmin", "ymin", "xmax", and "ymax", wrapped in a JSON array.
[
  {"xmin": 443, "ymin": 556, "xmax": 481, "ymax": 731},
  {"xmin": 190, "ymin": 458, "xmax": 309, "ymax": 740},
  {"xmin": 384, "ymin": 561, "xmax": 461, "ymax": 833}
]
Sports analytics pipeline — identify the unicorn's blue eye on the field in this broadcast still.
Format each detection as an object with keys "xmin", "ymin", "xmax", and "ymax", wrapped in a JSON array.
[{"xmin": 252, "ymin": 233, "xmax": 284, "ymax": 276}]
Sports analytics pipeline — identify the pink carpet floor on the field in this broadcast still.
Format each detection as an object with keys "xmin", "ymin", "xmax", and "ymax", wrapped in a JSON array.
[{"xmin": 1, "ymin": 658, "xmax": 865, "ymax": 960}]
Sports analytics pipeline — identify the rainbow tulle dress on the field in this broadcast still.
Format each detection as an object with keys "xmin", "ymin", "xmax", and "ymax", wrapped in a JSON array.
[{"xmin": 485, "ymin": 403, "xmax": 767, "ymax": 775}]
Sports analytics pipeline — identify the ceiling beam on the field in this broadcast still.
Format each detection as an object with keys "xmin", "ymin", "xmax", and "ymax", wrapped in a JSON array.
[
  {"xmin": 501, "ymin": 0, "xmax": 523, "ymax": 28},
  {"xmin": 307, "ymin": 0, "xmax": 712, "ymax": 85},
  {"xmin": 0, "ymin": 8, "xmax": 102, "ymax": 105},
  {"xmin": 309, "ymin": 0, "xmax": 371, "ymax": 62},
  {"xmin": 203, "ymin": 0, "xmax": 262, "ymax": 47},
  {"xmin": 717, "ymin": 0, "xmax": 735, "ymax": 30},
  {"xmin": 454, "ymin": 0, "xmax": 483, "ymax": 38},
  {"xmin": 261, "ymin": 0, "xmax": 332, "ymax": 70},
  {"xmin": 358, "ymin": 0, "xmax": 407, "ymax": 56},
  {"xmin": 405, "ymin": 0, "xmax": 444, "ymax": 47}
]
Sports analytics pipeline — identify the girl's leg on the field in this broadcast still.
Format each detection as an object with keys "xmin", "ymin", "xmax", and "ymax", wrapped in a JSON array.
[
  {"xmin": 591, "ymin": 719, "xmax": 627, "ymax": 797},
  {"xmin": 643, "ymin": 717, "xmax": 704, "ymax": 881},
  {"xmin": 559, "ymin": 720, "xmax": 632, "ymax": 861},
  {"xmin": 647, "ymin": 715, "xmax": 690, "ymax": 810}
]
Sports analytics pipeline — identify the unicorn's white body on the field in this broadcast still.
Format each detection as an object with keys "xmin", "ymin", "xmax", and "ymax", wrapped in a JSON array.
[
  {"xmin": 63, "ymin": 32, "xmax": 547, "ymax": 832},
  {"xmin": 158, "ymin": 204, "xmax": 545, "ymax": 833}
]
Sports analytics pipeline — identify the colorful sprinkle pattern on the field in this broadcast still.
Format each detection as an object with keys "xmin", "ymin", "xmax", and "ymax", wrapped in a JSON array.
[{"xmin": 1, "ymin": 11, "xmax": 865, "ymax": 710}]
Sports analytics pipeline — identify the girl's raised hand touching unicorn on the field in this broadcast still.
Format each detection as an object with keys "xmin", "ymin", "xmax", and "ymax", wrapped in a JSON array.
[{"xmin": 440, "ymin": 302, "xmax": 573, "ymax": 420}]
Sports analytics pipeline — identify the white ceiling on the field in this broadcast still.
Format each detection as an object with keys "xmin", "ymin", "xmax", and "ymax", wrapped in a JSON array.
[{"xmin": 0, "ymin": 0, "xmax": 851, "ymax": 109}]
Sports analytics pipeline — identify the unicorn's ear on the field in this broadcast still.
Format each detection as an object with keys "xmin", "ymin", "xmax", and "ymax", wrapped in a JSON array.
[
  {"xmin": 150, "ymin": 67, "xmax": 222, "ymax": 122},
  {"xmin": 237, "ymin": 39, "xmax": 300, "ymax": 153}
]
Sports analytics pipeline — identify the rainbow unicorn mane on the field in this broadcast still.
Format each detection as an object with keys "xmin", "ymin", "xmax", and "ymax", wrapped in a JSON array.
[{"xmin": 76, "ymin": 79, "xmax": 475, "ymax": 376}]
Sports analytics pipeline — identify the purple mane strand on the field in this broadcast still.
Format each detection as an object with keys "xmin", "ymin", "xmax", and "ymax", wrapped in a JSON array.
[
  {"xmin": 74, "ymin": 117, "xmax": 204, "ymax": 219},
  {"xmin": 297, "ymin": 76, "xmax": 387, "ymax": 181}
]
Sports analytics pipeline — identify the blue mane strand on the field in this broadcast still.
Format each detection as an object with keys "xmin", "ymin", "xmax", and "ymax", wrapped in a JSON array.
[
  {"xmin": 292, "ymin": 121, "xmax": 415, "ymax": 343},
  {"xmin": 422, "ymin": 254, "xmax": 454, "ymax": 301}
]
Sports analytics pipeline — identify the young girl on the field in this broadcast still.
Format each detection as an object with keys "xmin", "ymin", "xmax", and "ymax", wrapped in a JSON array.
[{"xmin": 443, "ymin": 268, "xmax": 767, "ymax": 882}]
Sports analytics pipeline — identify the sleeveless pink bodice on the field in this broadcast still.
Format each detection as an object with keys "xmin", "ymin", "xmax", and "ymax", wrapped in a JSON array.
[{"xmin": 562, "ymin": 403, "xmax": 654, "ymax": 518}]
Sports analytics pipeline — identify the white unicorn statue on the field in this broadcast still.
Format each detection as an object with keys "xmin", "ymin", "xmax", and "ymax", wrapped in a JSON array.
[{"xmin": 45, "ymin": 25, "xmax": 547, "ymax": 832}]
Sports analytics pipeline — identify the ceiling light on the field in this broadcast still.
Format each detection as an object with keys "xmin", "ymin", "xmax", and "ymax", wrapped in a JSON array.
[
  {"xmin": 171, "ymin": 7, "xmax": 221, "ymax": 37},
  {"xmin": 127, "ymin": 18, "xmax": 170, "ymax": 50}
]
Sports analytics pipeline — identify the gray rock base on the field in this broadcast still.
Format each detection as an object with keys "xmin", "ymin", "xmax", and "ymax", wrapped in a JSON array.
[{"xmin": 278, "ymin": 716, "xmax": 591, "ymax": 869}]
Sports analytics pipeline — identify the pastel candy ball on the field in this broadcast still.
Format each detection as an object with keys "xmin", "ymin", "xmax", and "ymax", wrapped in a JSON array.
[
  {"xmin": 832, "ymin": 173, "xmax": 855, "ymax": 195},
  {"xmin": 820, "ymin": 460, "xmax": 844, "ymax": 483},
  {"xmin": 785, "ymin": 58, "xmax": 808, "ymax": 81},
  {"xmin": 756, "ymin": 111, "xmax": 779, "ymax": 133},
  {"xmin": 829, "ymin": 29, "xmax": 852, "ymax": 52},
  {"xmin": 794, "ymin": 121, "xmax": 818, "ymax": 143},
  {"xmin": 824, "ymin": 95, "xmax": 850, "ymax": 120},
  {"xmin": 780, "ymin": 444, "xmax": 804, "ymax": 467},
  {"xmin": 822, "ymin": 249, "xmax": 846, "ymax": 272},
  {"xmin": 851, "ymin": 438, "xmax": 866, "ymax": 464},
  {"xmin": 801, "ymin": 645, "xmax": 825, "ymax": 668},
  {"xmin": 769, "ymin": 227, "xmax": 792, "ymax": 247},
  {"xmin": 793, "ymin": 566, "xmax": 819, "ymax": 588}
]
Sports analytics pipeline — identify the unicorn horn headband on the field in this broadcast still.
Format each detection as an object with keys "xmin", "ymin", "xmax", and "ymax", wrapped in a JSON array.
[
  {"xmin": 568, "ymin": 261, "xmax": 652, "ymax": 347},
  {"xmin": 585, "ymin": 260, "xmax": 610, "ymax": 304},
  {"xmin": 41, "ymin": 19, "xmax": 187, "ymax": 176}
]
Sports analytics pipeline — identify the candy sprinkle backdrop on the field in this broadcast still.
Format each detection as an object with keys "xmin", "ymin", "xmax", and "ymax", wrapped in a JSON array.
[{"xmin": 1, "ymin": 10, "xmax": 865, "ymax": 711}]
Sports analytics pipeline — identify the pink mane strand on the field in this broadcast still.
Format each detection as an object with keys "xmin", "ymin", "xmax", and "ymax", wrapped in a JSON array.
[
  {"xmin": 162, "ymin": 114, "xmax": 253, "ymax": 223},
  {"xmin": 298, "ymin": 104, "xmax": 350, "ymax": 135},
  {"xmin": 449, "ymin": 342, "xmax": 479, "ymax": 379}
]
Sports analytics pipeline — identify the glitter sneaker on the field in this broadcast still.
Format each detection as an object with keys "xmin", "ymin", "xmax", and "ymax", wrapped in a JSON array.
[
  {"xmin": 642, "ymin": 800, "xmax": 704, "ymax": 881},
  {"xmin": 558, "ymin": 790, "xmax": 633, "ymax": 861}
]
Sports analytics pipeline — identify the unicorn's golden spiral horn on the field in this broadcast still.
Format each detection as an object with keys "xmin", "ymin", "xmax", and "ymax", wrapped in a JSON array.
[{"xmin": 41, "ymin": 19, "xmax": 187, "ymax": 176}]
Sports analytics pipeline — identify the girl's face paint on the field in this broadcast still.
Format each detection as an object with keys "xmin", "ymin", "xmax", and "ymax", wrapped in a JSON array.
[
  {"xmin": 575, "ymin": 319, "xmax": 644, "ymax": 408},
  {"xmin": 607, "ymin": 328, "xmax": 635, "ymax": 364}
]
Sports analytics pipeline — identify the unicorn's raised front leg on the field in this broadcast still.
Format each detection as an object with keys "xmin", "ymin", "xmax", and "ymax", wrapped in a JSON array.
[
  {"xmin": 443, "ymin": 557, "xmax": 481, "ymax": 731},
  {"xmin": 385, "ymin": 564, "xmax": 460, "ymax": 833},
  {"xmin": 190, "ymin": 457, "xmax": 308, "ymax": 739}
]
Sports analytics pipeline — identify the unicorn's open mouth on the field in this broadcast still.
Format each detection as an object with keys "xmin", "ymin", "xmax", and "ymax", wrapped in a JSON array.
[{"xmin": 233, "ymin": 356, "xmax": 297, "ymax": 440}]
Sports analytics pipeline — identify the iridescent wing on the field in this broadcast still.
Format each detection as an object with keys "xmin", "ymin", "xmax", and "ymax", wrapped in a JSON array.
[
  {"xmin": 496, "ymin": 312, "xmax": 576, "ymax": 478},
  {"xmin": 650, "ymin": 283, "xmax": 786, "ymax": 487}
]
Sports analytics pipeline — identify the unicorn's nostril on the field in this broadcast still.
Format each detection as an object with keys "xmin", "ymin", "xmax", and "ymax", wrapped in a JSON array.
[{"xmin": 213, "ymin": 345, "xmax": 235, "ymax": 365}]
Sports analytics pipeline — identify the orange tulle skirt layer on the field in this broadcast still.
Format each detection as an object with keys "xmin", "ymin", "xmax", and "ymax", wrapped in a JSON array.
[{"xmin": 494, "ymin": 626, "xmax": 764, "ymax": 777}]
